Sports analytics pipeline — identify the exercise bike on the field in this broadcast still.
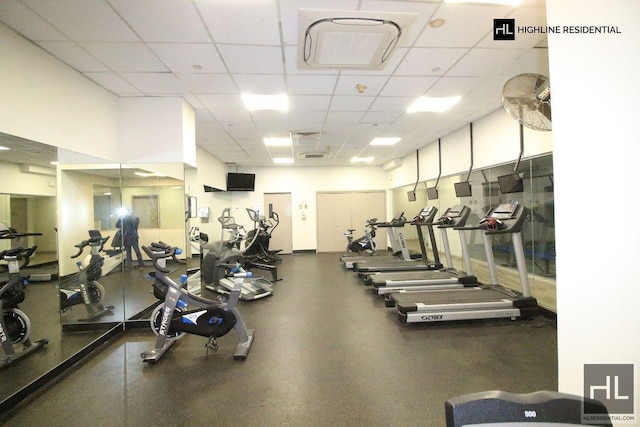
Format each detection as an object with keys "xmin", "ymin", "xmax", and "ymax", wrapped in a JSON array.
[
  {"xmin": 343, "ymin": 217, "xmax": 378, "ymax": 256},
  {"xmin": 0, "ymin": 245, "xmax": 48, "ymax": 368},
  {"xmin": 59, "ymin": 232, "xmax": 115, "ymax": 321},
  {"xmin": 141, "ymin": 242, "xmax": 254, "ymax": 363}
]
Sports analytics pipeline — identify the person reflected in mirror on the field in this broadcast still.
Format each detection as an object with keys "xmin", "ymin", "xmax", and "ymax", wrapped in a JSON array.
[{"xmin": 116, "ymin": 209, "xmax": 144, "ymax": 270}]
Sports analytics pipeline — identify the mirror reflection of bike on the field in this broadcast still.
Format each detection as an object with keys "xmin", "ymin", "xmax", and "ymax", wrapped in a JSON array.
[
  {"xmin": 59, "ymin": 231, "xmax": 115, "ymax": 322},
  {"xmin": 0, "ymin": 225, "xmax": 48, "ymax": 367}
]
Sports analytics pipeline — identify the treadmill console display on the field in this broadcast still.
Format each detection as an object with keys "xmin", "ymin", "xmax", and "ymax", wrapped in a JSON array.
[
  {"xmin": 444, "ymin": 205, "xmax": 464, "ymax": 218},
  {"xmin": 491, "ymin": 202, "xmax": 519, "ymax": 219}
]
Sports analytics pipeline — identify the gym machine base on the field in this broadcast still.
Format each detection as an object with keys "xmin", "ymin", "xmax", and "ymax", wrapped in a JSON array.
[{"xmin": 393, "ymin": 202, "xmax": 538, "ymax": 324}]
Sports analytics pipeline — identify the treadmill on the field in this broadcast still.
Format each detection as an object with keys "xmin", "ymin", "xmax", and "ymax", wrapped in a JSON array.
[
  {"xmin": 342, "ymin": 211, "xmax": 419, "ymax": 270},
  {"xmin": 367, "ymin": 205, "xmax": 479, "ymax": 297},
  {"xmin": 353, "ymin": 206, "xmax": 442, "ymax": 275},
  {"xmin": 393, "ymin": 201, "xmax": 538, "ymax": 324}
]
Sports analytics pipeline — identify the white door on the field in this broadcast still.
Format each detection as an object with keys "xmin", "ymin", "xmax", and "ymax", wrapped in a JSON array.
[{"xmin": 264, "ymin": 193, "xmax": 292, "ymax": 254}]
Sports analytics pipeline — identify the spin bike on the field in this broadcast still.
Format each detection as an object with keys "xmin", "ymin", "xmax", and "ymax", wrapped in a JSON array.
[
  {"xmin": 59, "ymin": 232, "xmax": 115, "ymax": 321},
  {"xmin": 0, "ymin": 246, "xmax": 48, "ymax": 367},
  {"xmin": 343, "ymin": 217, "xmax": 378, "ymax": 256},
  {"xmin": 141, "ymin": 242, "xmax": 254, "ymax": 363}
]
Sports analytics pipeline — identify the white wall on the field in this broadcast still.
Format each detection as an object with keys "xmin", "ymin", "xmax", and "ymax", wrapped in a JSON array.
[
  {"xmin": 0, "ymin": 23, "xmax": 119, "ymax": 161},
  {"xmin": 389, "ymin": 108, "xmax": 553, "ymax": 189},
  {"xmin": 547, "ymin": 0, "xmax": 640, "ymax": 418}
]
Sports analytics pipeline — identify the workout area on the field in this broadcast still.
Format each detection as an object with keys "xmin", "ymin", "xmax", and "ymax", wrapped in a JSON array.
[{"xmin": 0, "ymin": 1, "xmax": 637, "ymax": 426}]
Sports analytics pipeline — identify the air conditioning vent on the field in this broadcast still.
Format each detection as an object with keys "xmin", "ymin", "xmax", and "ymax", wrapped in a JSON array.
[
  {"xmin": 298, "ymin": 152, "xmax": 331, "ymax": 160},
  {"xmin": 298, "ymin": 9, "xmax": 417, "ymax": 70}
]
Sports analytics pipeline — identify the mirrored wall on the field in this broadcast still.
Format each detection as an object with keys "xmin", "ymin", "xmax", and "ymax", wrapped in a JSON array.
[
  {"xmin": 0, "ymin": 133, "xmax": 188, "ymax": 410},
  {"xmin": 0, "ymin": 133, "xmax": 64, "ymax": 407},
  {"xmin": 392, "ymin": 154, "xmax": 556, "ymax": 311}
]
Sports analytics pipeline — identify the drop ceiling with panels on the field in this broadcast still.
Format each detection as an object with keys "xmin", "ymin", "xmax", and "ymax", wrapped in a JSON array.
[{"xmin": 0, "ymin": 0, "xmax": 548, "ymax": 167}]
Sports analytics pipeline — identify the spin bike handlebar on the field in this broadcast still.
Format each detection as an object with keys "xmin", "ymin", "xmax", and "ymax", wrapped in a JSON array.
[
  {"xmin": 0, "ymin": 245, "xmax": 38, "ymax": 270},
  {"xmin": 142, "ymin": 243, "xmax": 183, "ymax": 273},
  {"xmin": 71, "ymin": 236, "xmax": 109, "ymax": 258}
]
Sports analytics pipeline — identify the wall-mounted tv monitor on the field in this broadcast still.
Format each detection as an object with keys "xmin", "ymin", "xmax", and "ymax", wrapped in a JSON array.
[
  {"xmin": 226, "ymin": 173, "xmax": 255, "ymax": 191},
  {"xmin": 407, "ymin": 191, "xmax": 416, "ymax": 202},
  {"xmin": 498, "ymin": 173, "xmax": 524, "ymax": 194},
  {"xmin": 427, "ymin": 187, "xmax": 438, "ymax": 200},
  {"xmin": 454, "ymin": 182, "xmax": 472, "ymax": 198}
]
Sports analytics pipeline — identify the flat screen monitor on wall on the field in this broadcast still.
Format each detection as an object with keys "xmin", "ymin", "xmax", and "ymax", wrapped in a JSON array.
[
  {"xmin": 454, "ymin": 182, "xmax": 472, "ymax": 198},
  {"xmin": 498, "ymin": 173, "xmax": 524, "ymax": 194},
  {"xmin": 427, "ymin": 187, "xmax": 438, "ymax": 200},
  {"xmin": 407, "ymin": 191, "xmax": 416, "ymax": 202},
  {"xmin": 226, "ymin": 173, "xmax": 255, "ymax": 191}
]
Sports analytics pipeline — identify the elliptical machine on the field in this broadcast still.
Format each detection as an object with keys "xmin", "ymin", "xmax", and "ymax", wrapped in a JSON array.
[
  {"xmin": 59, "ymin": 231, "xmax": 115, "ymax": 321},
  {"xmin": 343, "ymin": 217, "xmax": 378, "ymax": 257},
  {"xmin": 141, "ymin": 242, "xmax": 254, "ymax": 363},
  {"xmin": 202, "ymin": 208, "xmax": 274, "ymax": 300},
  {"xmin": 0, "ymin": 245, "xmax": 48, "ymax": 367}
]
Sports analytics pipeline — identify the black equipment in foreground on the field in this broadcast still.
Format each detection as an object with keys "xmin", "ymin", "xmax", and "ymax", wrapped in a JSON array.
[
  {"xmin": 445, "ymin": 390, "xmax": 612, "ymax": 426},
  {"xmin": 141, "ymin": 243, "xmax": 254, "ymax": 363}
]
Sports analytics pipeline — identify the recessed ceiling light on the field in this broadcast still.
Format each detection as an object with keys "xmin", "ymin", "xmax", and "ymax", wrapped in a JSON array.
[
  {"xmin": 407, "ymin": 96, "xmax": 461, "ymax": 113},
  {"xmin": 0, "ymin": 145, "xmax": 9, "ymax": 150},
  {"xmin": 444, "ymin": 0, "xmax": 523, "ymax": 5},
  {"xmin": 241, "ymin": 93, "xmax": 289, "ymax": 111},
  {"xmin": 351, "ymin": 156, "xmax": 374, "ymax": 163},
  {"xmin": 273, "ymin": 157, "xmax": 294, "ymax": 164},
  {"xmin": 50, "ymin": 161, "xmax": 58, "ymax": 165},
  {"xmin": 264, "ymin": 137, "xmax": 292, "ymax": 147},
  {"xmin": 370, "ymin": 137, "xmax": 401, "ymax": 146}
]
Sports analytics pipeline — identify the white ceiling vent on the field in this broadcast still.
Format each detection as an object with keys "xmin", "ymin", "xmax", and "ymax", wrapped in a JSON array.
[
  {"xmin": 297, "ymin": 152, "xmax": 331, "ymax": 160},
  {"xmin": 298, "ymin": 9, "xmax": 417, "ymax": 70}
]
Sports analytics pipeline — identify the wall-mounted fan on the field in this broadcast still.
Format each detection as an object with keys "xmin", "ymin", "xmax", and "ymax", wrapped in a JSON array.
[{"xmin": 502, "ymin": 73, "xmax": 551, "ymax": 131}]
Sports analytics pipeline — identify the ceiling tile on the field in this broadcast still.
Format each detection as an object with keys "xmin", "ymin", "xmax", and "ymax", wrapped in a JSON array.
[
  {"xmin": 177, "ymin": 73, "xmax": 237, "ymax": 94},
  {"xmin": 361, "ymin": 111, "xmax": 403, "ymax": 124},
  {"xmin": 287, "ymin": 75, "xmax": 338, "ymax": 95},
  {"xmin": 379, "ymin": 76, "xmax": 439, "ymax": 97},
  {"xmin": 83, "ymin": 72, "xmax": 141, "ymax": 95},
  {"xmin": 426, "ymin": 76, "xmax": 484, "ymax": 97},
  {"xmin": 36, "ymin": 41, "xmax": 109, "ymax": 72},
  {"xmin": 80, "ymin": 42, "xmax": 168, "ymax": 72},
  {"xmin": 196, "ymin": 0, "xmax": 280, "ymax": 45},
  {"xmin": 446, "ymin": 48, "xmax": 524, "ymax": 77},
  {"xmin": 233, "ymin": 74, "xmax": 286, "ymax": 94},
  {"xmin": 197, "ymin": 94, "xmax": 246, "ymax": 111},
  {"xmin": 120, "ymin": 72, "xmax": 184, "ymax": 95},
  {"xmin": 395, "ymin": 47, "xmax": 469, "ymax": 76},
  {"xmin": 415, "ymin": 4, "xmax": 512, "ymax": 48},
  {"xmin": 110, "ymin": 0, "xmax": 209, "ymax": 42},
  {"xmin": 330, "ymin": 96, "xmax": 375, "ymax": 112},
  {"xmin": 289, "ymin": 95, "xmax": 332, "ymax": 111},
  {"xmin": 0, "ymin": 0, "xmax": 66, "ymax": 41},
  {"xmin": 325, "ymin": 111, "xmax": 364, "ymax": 124},
  {"xmin": 148, "ymin": 43, "xmax": 227, "ymax": 74},
  {"xmin": 368, "ymin": 96, "xmax": 414, "ymax": 112},
  {"xmin": 21, "ymin": 0, "xmax": 139, "ymax": 42},
  {"xmin": 217, "ymin": 45, "xmax": 284, "ymax": 74}
]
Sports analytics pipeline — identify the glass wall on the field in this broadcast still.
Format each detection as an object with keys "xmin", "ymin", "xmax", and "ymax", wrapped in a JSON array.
[{"xmin": 392, "ymin": 154, "xmax": 556, "ymax": 311}]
